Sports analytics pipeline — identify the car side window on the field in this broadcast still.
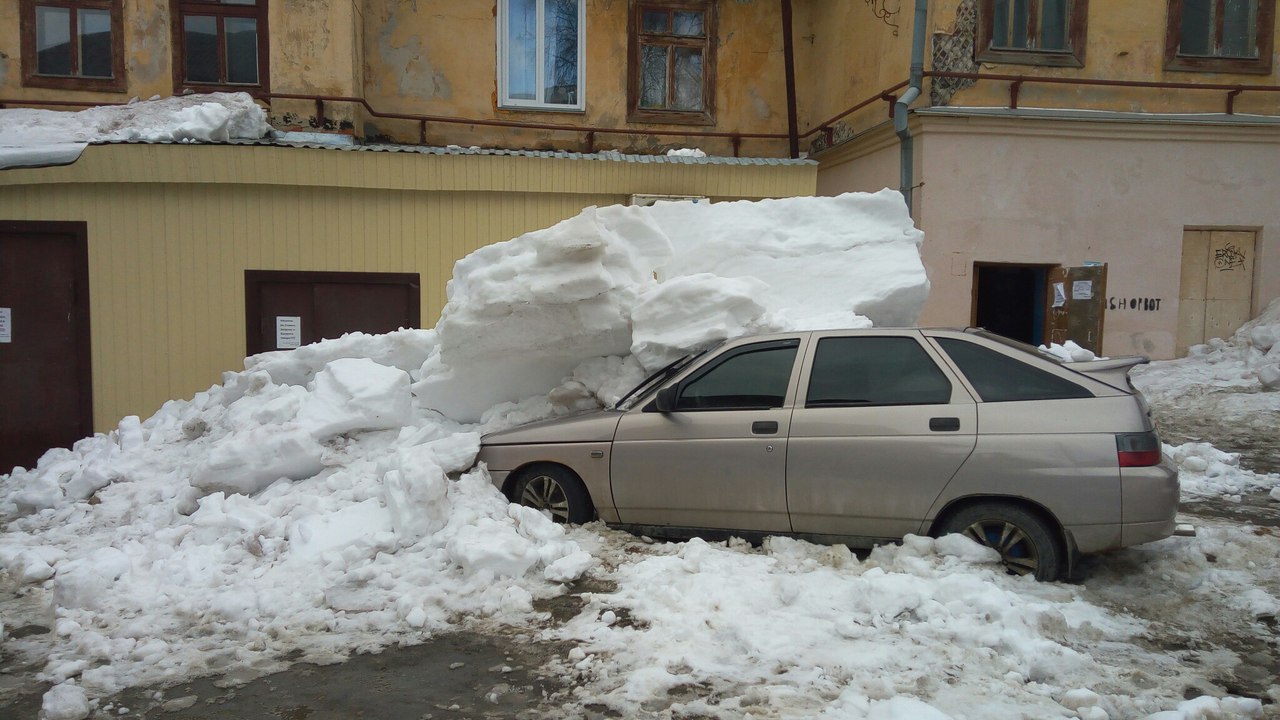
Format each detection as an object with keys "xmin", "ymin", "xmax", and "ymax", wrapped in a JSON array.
[
  {"xmin": 677, "ymin": 343, "xmax": 798, "ymax": 410},
  {"xmin": 806, "ymin": 336, "xmax": 952, "ymax": 407},
  {"xmin": 936, "ymin": 338, "xmax": 1093, "ymax": 402}
]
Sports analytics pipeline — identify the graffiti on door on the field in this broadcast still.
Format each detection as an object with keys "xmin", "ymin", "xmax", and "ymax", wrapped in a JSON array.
[{"xmin": 1214, "ymin": 243, "xmax": 1247, "ymax": 271}]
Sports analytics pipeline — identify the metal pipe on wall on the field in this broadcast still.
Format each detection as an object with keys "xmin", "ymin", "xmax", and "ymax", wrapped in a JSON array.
[{"xmin": 895, "ymin": 0, "xmax": 930, "ymax": 218}]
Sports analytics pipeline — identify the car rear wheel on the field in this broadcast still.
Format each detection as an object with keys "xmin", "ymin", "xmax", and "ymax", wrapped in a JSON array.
[
  {"xmin": 936, "ymin": 502, "xmax": 1063, "ymax": 581},
  {"xmin": 511, "ymin": 464, "xmax": 593, "ymax": 524}
]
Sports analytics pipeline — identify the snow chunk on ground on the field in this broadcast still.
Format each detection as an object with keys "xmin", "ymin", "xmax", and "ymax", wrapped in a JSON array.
[
  {"xmin": 190, "ymin": 426, "xmax": 325, "ymax": 496},
  {"xmin": 0, "ymin": 93, "xmax": 268, "ymax": 170},
  {"xmin": 1164, "ymin": 442, "xmax": 1280, "ymax": 498},
  {"xmin": 295, "ymin": 358, "xmax": 412, "ymax": 439},
  {"xmin": 42, "ymin": 683, "xmax": 91, "ymax": 720}
]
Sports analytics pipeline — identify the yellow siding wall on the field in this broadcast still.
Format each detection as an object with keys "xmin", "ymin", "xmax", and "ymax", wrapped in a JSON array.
[{"xmin": 0, "ymin": 144, "xmax": 815, "ymax": 430}]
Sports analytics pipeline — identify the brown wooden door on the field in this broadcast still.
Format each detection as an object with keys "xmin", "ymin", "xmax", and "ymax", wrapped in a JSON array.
[
  {"xmin": 1044, "ymin": 264, "xmax": 1108, "ymax": 352},
  {"xmin": 245, "ymin": 271, "xmax": 421, "ymax": 355},
  {"xmin": 0, "ymin": 222, "xmax": 93, "ymax": 474}
]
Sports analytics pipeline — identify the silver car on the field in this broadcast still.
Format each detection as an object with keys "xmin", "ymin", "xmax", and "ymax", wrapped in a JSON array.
[{"xmin": 478, "ymin": 328, "xmax": 1179, "ymax": 580}]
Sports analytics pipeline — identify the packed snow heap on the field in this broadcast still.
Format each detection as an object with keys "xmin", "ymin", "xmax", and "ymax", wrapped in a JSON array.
[{"xmin": 0, "ymin": 93, "xmax": 269, "ymax": 170}]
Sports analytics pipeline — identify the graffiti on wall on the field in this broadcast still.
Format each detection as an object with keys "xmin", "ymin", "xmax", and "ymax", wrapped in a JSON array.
[
  {"xmin": 1108, "ymin": 297, "xmax": 1164, "ymax": 311},
  {"xmin": 1215, "ymin": 243, "xmax": 1247, "ymax": 271},
  {"xmin": 864, "ymin": 0, "xmax": 901, "ymax": 36}
]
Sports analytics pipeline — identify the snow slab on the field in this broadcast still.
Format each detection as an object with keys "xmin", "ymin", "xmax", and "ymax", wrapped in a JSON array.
[
  {"xmin": 0, "ymin": 92, "xmax": 269, "ymax": 170},
  {"xmin": 0, "ymin": 185, "xmax": 1274, "ymax": 716},
  {"xmin": 416, "ymin": 190, "xmax": 927, "ymax": 420}
]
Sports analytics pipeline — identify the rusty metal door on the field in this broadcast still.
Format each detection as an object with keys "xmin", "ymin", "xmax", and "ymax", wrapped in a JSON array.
[
  {"xmin": 1044, "ymin": 264, "xmax": 1108, "ymax": 352},
  {"xmin": 245, "ymin": 270, "xmax": 420, "ymax": 355},
  {"xmin": 0, "ymin": 222, "xmax": 93, "ymax": 474}
]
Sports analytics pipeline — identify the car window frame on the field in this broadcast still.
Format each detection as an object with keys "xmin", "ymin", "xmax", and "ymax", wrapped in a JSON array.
[
  {"xmin": 794, "ymin": 330, "xmax": 973, "ymax": 408},
  {"xmin": 643, "ymin": 337, "xmax": 804, "ymax": 413},
  {"xmin": 928, "ymin": 334, "xmax": 1097, "ymax": 403}
]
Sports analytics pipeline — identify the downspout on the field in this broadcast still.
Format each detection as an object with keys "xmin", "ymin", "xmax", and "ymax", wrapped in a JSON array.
[
  {"xmin": 782, "ymin": 0, "xmax": 800, "ymax": 159},
  {"xmin": 895, "ymin": 0, "xmax": 929, "ymax": 217}
]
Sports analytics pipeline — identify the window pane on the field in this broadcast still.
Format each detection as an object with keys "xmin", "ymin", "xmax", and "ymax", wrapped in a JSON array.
[
  {"xmin": 806, "ymin": 337, "xmax": 951, "ymax": 407},
  {"xmin": 673, "ymin": 47, "xmax": 703, "ymax": 110},
  {"xmin": 184, "ymin": 15, "xmax": 220, "ymax": 83},
  {"xmin": 543, "ymin": 0, "xmax": 579, "ymax": 104},
  {"xmin": 640, "ymin": 44, "xmax": 668, "ymax": 108},
  {"xmin": 507, "ymin": 0, "xmax": 537, "ymax": 100},
  {"xmin": 1180, "ymin": 0, "xmax": 1213, "ymax": 55},
  {"xmin": 642, "ymin": 10, "xmax": 668, "ymax": 32},
  {"xmin": 678, "ymin": 346, "xmax": 798, "ymax": 410},
  {"xmin": 220, "ymin": 0, "xmax": 258, "ymax": 4},
  {"xmin": 992, "ymin": 0, "xmax": 1011, "ymax": 46},
  {"xmin": 1039, "ymin": 0, "xmax": 1068, "ymax": 50},
  {"xmin": 673, "ymin": 11, "xmax": 704, "ymax": 37},
  {"xmin": 1010, "ymin": 0, "xmax": 1030, "ymax": 48},
  {"xmin": 225, "ymin": 17, "xmax": 258, "ymax": 84},
  {"xmin": 78, "ymin": 8, "xmax": 113, "ymax": 78},
  {"xmin": 937, "ymin": 339, "xmax": 1092, "ymax": 403},
  {"xmin": 36, "ymin": 6, "xmax": 72, "ymax": 76},
  {"xmin": 1222, "ymin": 0, "xmax": 1259, "ymax": 57}
]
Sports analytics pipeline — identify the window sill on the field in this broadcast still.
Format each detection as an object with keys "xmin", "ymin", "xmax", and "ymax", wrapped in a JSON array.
[
  {"xmin": 1164, "ymin": 56, "xmax": 1274, "ymax": 75},
  {"xmin": 176, "ymin": 82, "xmax": 269, "ymax": 96},
  {"xmin": 497, "ymin": 103, "xmax": 586, "ymax": 114},
  {"xmin": 626, "ymin": 109, "xmax": 716, "ymax": 126},
  {"xmin": 22, "ymin": 73, "xmax": 126, "ymax": 93},
  {"xmin": 976, "ymin": 48, "xmax": 1085, "ymax": 69}
]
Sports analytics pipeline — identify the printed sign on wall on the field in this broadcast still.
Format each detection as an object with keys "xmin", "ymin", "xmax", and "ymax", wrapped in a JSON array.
[
  {"xmin": 0, "ymin": 307, "xmax": 11, "ymax": 343},
  {"xmin": 276, "ymin": 316, "xmax": 302, "ymax": 349}
]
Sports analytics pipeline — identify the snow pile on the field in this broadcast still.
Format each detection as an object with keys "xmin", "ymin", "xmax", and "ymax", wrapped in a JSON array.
[
  {"xmin": 666, "ymin": 148, "xmax": 707, "ymax": 157},
  {"xmin": 0, "ymin": 92, "xmax": 269, "ymax": 170},
  {"xmin": 417, "ymin": 190, "xmax": 927, "ymax": 420},
  {"xmin": 1164, "ymin": 442, "xmax": 1280, "ymax": 499},
  {"xmin": 1039, "ymin": 340, "xmax": 1098, "ymax": 362}
]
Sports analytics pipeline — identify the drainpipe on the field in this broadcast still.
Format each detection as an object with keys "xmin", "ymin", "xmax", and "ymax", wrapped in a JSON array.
[
  {"xmin": 895, "ymin": 0, "xmax": 929, "ymax": 217},
  {"xmin": 782, "ymin": 0, "xmax": 800, "ymax": 159}
]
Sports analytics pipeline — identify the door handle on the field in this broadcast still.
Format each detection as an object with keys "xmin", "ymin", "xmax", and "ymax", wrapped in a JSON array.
[
  {"xmin": 751, "ymin": 421, "xmax": 779, "ymax": 435},
  {"xmin": 929, "ymin": 417, "xmax": 960, "ymax": 432}
]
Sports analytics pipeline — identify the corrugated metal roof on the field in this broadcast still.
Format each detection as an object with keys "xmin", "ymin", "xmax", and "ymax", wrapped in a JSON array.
[
  {"xmin": 90, "ymin": 136, "xmax": 818, "ymax": 166},
  {"xmin": 917, "ymin": 106, "xmax": 1280, "ymax": 126}
]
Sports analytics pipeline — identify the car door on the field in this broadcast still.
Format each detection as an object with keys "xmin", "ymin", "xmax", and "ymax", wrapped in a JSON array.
[
  {"xmin": 786, "ymin": 331, "xmax": 977, "ymax": 540},
  {"xmin": 610, "ymin": 337, "xmax": 805, "ymax": 532}
]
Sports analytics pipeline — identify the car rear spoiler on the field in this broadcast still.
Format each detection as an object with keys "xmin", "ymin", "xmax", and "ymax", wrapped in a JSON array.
[{"xmin": 1065, "ymin": 356, "xmax": 1150, "ymax": 390}]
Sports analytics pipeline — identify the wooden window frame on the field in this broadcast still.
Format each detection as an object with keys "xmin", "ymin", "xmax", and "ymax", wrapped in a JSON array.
[
  {"xmin": 976, "ymin": 0, "xmax": 1089, "ymax": 68},
  {"xmin": 170, "ymin": 0, "xmax": 271, "ymax": 95},
  {"xmin": 1164, "ymin": 0, "xmax": 1275, "ymax": 74},
  {"xmin": 19, "ymin": 0, "xmax": 126, "ymax": 92},
  {"xmin": 627, "ymin": 0, "xmax": 717, "ymax": 126}
]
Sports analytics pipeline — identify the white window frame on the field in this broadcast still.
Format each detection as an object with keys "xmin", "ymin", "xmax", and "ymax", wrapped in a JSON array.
[{"xmin": 497, "ymin": 0, "xmax": 586, "ymax": 112}]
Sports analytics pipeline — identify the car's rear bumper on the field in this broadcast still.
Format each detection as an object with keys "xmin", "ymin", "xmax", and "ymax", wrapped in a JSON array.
[{"xmin": 1120, "ymin": 457, "xmax": 1181, "ymax": 548}]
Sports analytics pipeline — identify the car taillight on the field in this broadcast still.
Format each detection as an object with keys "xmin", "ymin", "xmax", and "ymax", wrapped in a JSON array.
[{"xmin": 1117, "ymin": 431, "xmax": 1162, "ymax": 467}]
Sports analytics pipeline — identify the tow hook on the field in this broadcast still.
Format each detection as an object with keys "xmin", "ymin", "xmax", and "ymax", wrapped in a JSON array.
[{"xmin": 1174, "ymin": 523, "xmax": 1197, "ymax": 537}]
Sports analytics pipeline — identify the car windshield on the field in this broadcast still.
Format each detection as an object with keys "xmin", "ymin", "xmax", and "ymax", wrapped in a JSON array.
[{"xmin": 613, "ymin": 347, "xmax": 714, "ymax": 410}]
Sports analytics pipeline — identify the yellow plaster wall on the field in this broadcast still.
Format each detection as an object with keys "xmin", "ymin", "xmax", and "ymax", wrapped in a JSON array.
[{"xmin": 928, "ymin": 0, "xmax": 1280, "ymax": 116}]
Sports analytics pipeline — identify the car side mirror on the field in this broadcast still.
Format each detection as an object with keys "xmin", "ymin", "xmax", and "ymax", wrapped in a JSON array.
[{"xmin": 651, "ymin": 386, "xmax": 678, "ymax": 413}]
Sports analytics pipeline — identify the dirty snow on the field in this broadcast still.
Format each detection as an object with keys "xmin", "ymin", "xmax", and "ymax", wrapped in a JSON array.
[
  {"xmin": 0, "ymin": 93, "xmax": 269, "ymax": 169},
  {"xmin": 1, "ymin": 97, "xmax": 1277, "ymax": 718}
]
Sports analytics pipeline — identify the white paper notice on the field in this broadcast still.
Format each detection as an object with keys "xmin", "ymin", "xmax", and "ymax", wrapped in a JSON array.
[
  {"xmin": 0, "ymin": 307, "xmax": 10, "ymax": 343},
  {"xmin": 1052, "ymin": 283, "xmax": 1066, "ymax": 308},
  {"xmin": 1072, "ymin": 280, "xmax": 1093, "ymax": 300},
  {"xmin": 276, "ymin": 316, "xmax": 302, "ymax": 349}
]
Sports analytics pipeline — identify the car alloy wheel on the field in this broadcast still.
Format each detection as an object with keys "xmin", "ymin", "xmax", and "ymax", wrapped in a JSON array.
[
  {"xmin": 519, "ymin": 472, "xmax": 571, "ymax": 522},
  {"xmin": 959, "ymin": 519, "xmax": 1039, "ymax": 576}
]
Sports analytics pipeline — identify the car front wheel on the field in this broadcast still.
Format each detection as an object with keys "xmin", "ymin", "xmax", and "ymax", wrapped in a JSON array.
[
  {"xmin": 936, "ymin": 502, "xmax": 1063, "ymax": 581},
  {"xmin": 511, "ymin": 464, "xmax": 593, "ymax": 524}
]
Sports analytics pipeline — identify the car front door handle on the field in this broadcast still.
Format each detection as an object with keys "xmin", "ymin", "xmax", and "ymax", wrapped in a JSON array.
[
  {"xmin": 752, "ymin": 421, "xmax": 779, "ymax": 435},
  {"xmin": 929, "ymin": 417, "xmax": 961, "ymax": 432}
]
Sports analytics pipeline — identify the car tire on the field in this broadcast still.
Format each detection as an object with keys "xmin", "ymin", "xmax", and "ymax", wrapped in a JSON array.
[
  {"xmin": 936, "ymin": 502, "xmax": 1063, "ymax": 581},
  {"xmin": 511, "ymin": 464, "xmax": 593, "ymax": 524}
]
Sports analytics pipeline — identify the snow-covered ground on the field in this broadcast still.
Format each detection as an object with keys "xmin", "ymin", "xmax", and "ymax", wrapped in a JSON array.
[{"xmin": 2, "ymin": 96, "xmax": 1278, "ymax": 720}]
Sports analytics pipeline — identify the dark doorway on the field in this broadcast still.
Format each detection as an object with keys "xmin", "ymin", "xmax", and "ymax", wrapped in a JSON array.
[
  {"xmin": 0, "ymin": 221, "xmax": 94, "ymax": 474},
  {"xmin": 973, "ymin": 263, "xmax": 1050, "ymax": 346},
  {"xmin": 244, "ymin": 270, "xmax": 421, "ymax": 356}
]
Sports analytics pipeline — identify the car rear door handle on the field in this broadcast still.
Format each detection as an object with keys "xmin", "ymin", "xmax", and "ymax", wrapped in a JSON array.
[
  {"xmin": 752, "ymin": 421, "xmax": 779, "ymax": 435},
  {"xmin": 929, "ymin": 417, "xmax": 960, "ymax": 432}
]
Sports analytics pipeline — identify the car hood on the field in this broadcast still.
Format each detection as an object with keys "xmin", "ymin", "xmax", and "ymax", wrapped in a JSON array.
[{"xmin": 481, "ymin": 409, "xmax": 625, "ymax": 445}]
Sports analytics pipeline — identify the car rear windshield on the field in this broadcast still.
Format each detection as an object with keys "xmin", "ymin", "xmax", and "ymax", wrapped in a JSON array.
[{"xmin": 937, "ymin": 337, "xmax": 1093, "ymax": 402}]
